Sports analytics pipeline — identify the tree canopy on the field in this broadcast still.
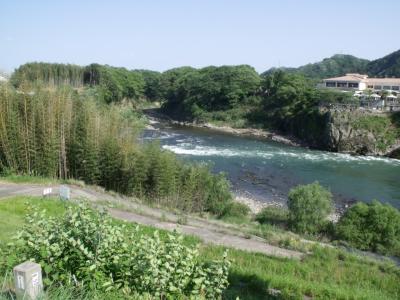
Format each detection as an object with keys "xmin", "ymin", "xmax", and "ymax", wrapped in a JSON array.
[{"xmin": 161, "ymin": 65, "xmax": 261, "ymax": 120}]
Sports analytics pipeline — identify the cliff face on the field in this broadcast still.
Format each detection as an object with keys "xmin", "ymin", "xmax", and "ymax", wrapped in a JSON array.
[
  {"xmin": 285, "ymin": 109, "xmax": 400, "ymax": 156},
  {"xmin": 321, "ymin": 110, "xmax": 400, "ymax": 156}
]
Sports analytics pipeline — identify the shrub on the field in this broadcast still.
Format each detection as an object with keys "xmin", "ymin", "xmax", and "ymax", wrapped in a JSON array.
[
  {"xmin": 336, "ymin": 201, "xmax": 400, "ymax": 255},
  {"xmin": 2, "ymin": 204, "xmax": 230, "ymax": 298},
  {"xmin": 288, "ymin": 182, "xmax": 333, "ymax": 234},
  {"xmin": 255, "ymin": 206, "xmax": 288, "ymax": 227},
  {"xmin": 221, "ymin": 202, "xmax": 250, "ymax": 220}
]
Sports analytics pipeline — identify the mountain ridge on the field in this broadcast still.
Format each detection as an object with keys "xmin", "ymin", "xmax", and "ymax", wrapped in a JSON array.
[{"xmin": 263, "ymin": 49, "xmax": 400, "ymax": 79}]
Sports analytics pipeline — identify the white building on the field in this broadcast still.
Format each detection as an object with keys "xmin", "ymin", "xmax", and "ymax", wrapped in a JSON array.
[{"xmin": 323, "ymin": 73, "xmax": 400, "ymax": 92}]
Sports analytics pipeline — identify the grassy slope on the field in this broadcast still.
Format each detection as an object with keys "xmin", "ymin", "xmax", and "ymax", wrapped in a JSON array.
[{"xmin": 1, "ymin": 197, "xmax": 399, "ymax": 299}]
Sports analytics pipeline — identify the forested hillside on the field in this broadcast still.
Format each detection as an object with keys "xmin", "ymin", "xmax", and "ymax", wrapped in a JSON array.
[
  {"xmin": 263, "ymin": 54, "xmax": 370, "ymax": 79},
  {"xmin": 367, "ymin": 49, "xmax": 400, "ymax": 77}
]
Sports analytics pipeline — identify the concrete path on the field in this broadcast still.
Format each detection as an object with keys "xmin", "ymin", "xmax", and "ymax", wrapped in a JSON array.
[{"xmin": 0, "ymin": 181, "xmax": 303, "ymax": 259}]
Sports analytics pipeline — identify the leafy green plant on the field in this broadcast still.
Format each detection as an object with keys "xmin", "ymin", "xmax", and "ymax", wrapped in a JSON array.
[
  {"xmin": 287, "ymin": 182, "xmax": 333, "ymax": 234},
  {"xmin": 336, "ymin": 201, "xmax": 400, "ymax": 256},
  {"xmin": 2, "ymin": 204, "xmax": 230, "ymax": 298}
]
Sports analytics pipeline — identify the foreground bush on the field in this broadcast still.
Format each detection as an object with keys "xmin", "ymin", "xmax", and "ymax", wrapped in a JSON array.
[
  {"xmin": 288, "ymin": 182, "xmax": 333, "ymax": 234},
  {"xmin": 336, "ymin": 201, "xmax": 400, "ymax": 255},
  {"xmin": 1, "ymin": 204, "xmax": 230, "ymax": 299}
]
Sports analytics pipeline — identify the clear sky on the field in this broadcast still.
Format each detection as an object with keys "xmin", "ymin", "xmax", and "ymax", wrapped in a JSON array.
[{"xmin": 1, "ymin": 0, "xmax": 399, "ymax": 73}]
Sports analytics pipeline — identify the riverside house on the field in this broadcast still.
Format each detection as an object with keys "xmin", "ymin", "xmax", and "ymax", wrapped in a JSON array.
[
  {"xmin": 323, "ymin": 73, "xmax": 400, "ymax": 92},
  {"xmin": 322, "ymin": 73, "xmax": 400, "ymax": 111}
]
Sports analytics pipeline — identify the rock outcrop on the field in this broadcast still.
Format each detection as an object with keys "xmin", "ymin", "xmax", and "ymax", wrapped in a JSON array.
[{"xmin": 322, "ymin": 110, "xmax": 400, "ymax": 156}]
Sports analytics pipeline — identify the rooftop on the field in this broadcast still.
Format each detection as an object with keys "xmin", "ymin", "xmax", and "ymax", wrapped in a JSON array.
[
  {"xmin": 324, "ymin": 73, "xmax": 400, "ymax": 85},
  {"xmin": 365, "ymin": 78, "xmax": 400, "ymax": 85},
  {"xmin": 323, "ymin": 73, "xmax": 368, "ymax": 82}
]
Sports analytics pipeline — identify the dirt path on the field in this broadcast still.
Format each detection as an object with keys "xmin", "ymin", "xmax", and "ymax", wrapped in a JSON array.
[{"xmin": 0, "ymin": 181, "xmax": 303, "ymax": 259}]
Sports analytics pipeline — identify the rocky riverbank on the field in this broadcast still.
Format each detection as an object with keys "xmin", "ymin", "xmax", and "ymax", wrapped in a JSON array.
[
  {"xmin": 143, "ymin": 108, "xmax": 306, "ymax": 148},
  {"xmin": 182, "ymin": 121, "xmax": 303, "ymax": 147},
  {"xmin": 144, "ymin": 108, "xmax": 400, "ymax": 157}
]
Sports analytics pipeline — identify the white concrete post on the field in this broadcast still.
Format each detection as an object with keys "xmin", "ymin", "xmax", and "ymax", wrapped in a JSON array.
[
  {"xmin": 13, "ymin": 261, "xmax": 43, "ymax": 300},
  {"xmin": 59, "ymin": 185, "xmax": 70, "ymax": 200}
]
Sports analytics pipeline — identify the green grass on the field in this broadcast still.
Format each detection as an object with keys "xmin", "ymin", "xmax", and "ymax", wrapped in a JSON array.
[
  {"xmin": 0, "ymin": 196, "xmax": 67, "ymax": 242},
  {"xmin": 0, "ymin": 174, "xmax": 84, "ymax": 186},
  {"xmin": 1, "ymin": 196, "xmax": 399, "ymax": 299},
  {"xmin": 208, "ymin": 246, "xmax": 400, "ymax": 300}
]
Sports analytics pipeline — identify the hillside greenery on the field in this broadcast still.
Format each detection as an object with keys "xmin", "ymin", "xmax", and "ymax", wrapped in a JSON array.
[
  {"xmin": 262, "ymin": 49, "xmax": 400, "ymax": 78},
  {"xmin": 367, "ymin": 49, "xmax": 400, "ymax": 77},
  {"xmin": 161, "ymin": 65, "xmax": 261, "ymax": 120},
  {"xmin": 84, "ymin": 64, "xmax": 145, "ymax": 103},
  {"xmin": 263, "ymin": 54, "xmax": 370, "ymax": 79}
]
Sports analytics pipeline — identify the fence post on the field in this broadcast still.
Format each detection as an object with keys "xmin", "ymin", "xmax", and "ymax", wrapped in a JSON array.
[{"xmin": 13, "ymin": 261, "xmax": 43, "ymax": 300}]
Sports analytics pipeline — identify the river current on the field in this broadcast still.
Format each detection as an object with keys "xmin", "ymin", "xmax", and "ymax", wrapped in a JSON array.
[{"xmin": 142, "ymin": 121, "xmax": 400, "ymax": 208}]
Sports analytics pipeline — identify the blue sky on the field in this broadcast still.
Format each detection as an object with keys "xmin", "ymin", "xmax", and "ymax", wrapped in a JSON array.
[{"xmin": 1, "ymin": 0, "xmax": 399, "ymax": 73}]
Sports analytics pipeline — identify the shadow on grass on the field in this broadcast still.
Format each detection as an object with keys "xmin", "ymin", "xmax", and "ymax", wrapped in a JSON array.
[
  {"xmin": 255, "ymin": 206, "xmax": 289, "ymax": 229},
  {"xmin": 223, "ymin": 272, "xmax": 282, "ymax": 300}
]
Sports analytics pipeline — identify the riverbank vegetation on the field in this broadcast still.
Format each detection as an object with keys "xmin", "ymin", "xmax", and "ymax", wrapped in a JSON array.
[
  {"xmin": 1, "ymin": 196, "xmax": 400, "ymax": 300},
  {"xmin": 0, "ymin": 84, "xmax": 240, "ymax": 218},
  {"xmin": 287, "ymin": 182, "xmax": 333, "ymax": 234},
  {"xmin": 255, "ymin": 182, "xmax": 400, "ymax": 257},
  {"xmin": 336, "ymin": 201, "xmax": 400, "ymax": 256}
]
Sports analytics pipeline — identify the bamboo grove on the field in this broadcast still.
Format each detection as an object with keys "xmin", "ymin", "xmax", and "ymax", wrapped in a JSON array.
[
  {"xmin": 0, "ymin": 83, "xmax": 233, "ymax": 215},
  {"xmin": 12, "ymin": 63, "xmax": 151, "ymax": 104}
]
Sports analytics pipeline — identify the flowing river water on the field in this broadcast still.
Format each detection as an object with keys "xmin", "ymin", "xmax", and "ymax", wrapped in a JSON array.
[{"xmin": 142, "ymin": 120, "xmax": 400, "ymax": 209}]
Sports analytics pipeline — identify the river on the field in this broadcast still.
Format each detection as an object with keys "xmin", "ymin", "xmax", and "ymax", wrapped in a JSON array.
[{"xmin": 142, "ymin": 120, "xmax": 400, "ymax": 208}]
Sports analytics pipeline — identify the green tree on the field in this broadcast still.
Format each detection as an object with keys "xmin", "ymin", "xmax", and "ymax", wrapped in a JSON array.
[{"xmin": 287, "ymin": 182, "xmax": 333, "ymax": 234}]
